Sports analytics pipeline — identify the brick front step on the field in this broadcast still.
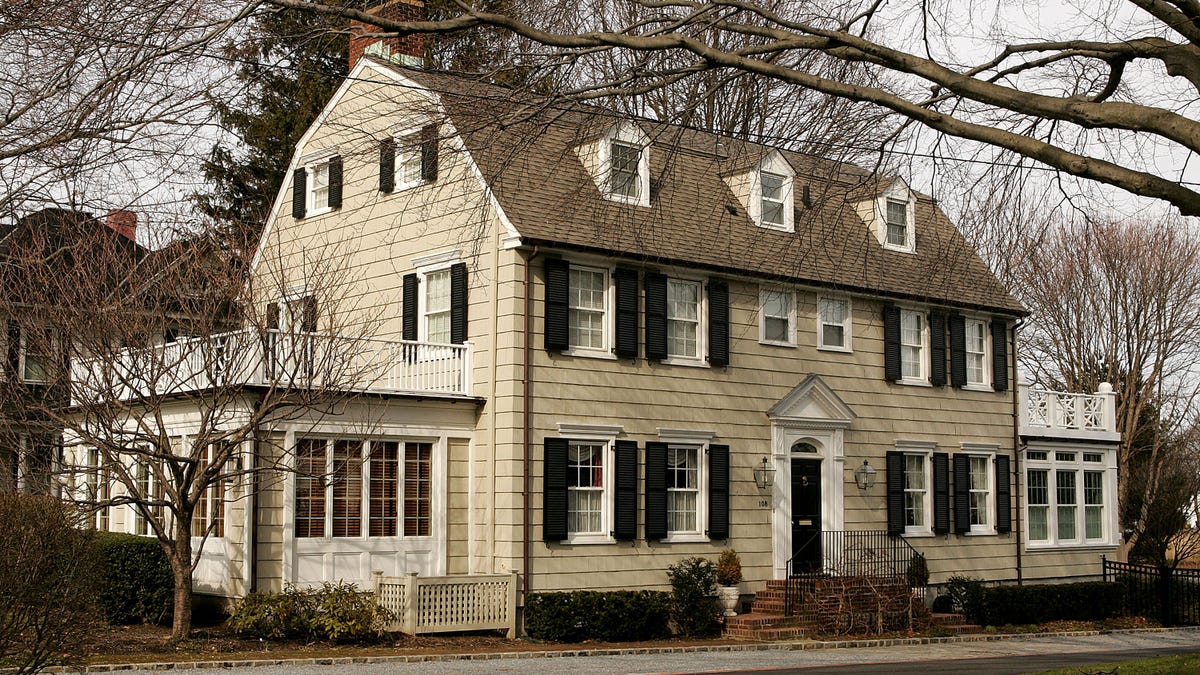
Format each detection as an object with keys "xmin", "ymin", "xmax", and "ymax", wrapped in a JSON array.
[{"xmin": 724, "ymin": 612, "xmax": 808, "ymax": 641}]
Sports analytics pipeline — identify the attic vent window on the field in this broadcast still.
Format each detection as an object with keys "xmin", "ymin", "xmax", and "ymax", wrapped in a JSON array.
[{"xmin": 610, "ymin": 141, "xmax": 642, "ymax": 200}]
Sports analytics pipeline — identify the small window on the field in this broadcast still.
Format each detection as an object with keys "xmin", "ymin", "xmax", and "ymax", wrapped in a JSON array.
[
  {"xmin": 760, "ymin": 289, "xmax": 794, "ymax": 345},
  {"xmin": 818, "ymin": 297, "xmax": 852, "ymax": 351},
  {"xmin": 309, "ymin": 162, "xmax": 331, "ymax": 214},
  {"xmin": 900, "ymin": 310, "xmax": 926, "ymax": 381},
  {"xmin": 396, "ymin": 133, "xmax": 424, "ymax": 190},
  {"xmin": 965, "ymin": 318, "xmax": 989, "ymax": 386},
  {"xmin": 20, "ymin": 327, "xmax": 55, "ymax": 384},
  {"xmin": 667, "ymin": 279, "xmax": 702, "ymax": 360},
  {"xmin": 1027, "ymin": 450, "xmax": 1048, "ymax": 461},
  {"xmin": 424, "ymin": 269, "xmax": 451, "ymax": 344},
  {"xmin": 609, "ymin": 141, "xmax": 642, "ymax": 200},
  {"xmin": 569, "ymin": 266, "xmax": 608, "ymax": 351},
  {"xmin": 1083, "ymin": 453, "xmax": 1103, "ymax": 463},
  {"xmin": 886, "ymin": 199, "xmax": 908, "ymax": 247},
  {"xmin": 761, "ymin": 173, "xmax": 787, "ymax": 227},
  {"xmin": 567, "ymin": 441, "xmax": 606, "ymax": 535},
  {"xmin": 1056, "ymin": 452, "xmax": 1076, "ymax": 462}
]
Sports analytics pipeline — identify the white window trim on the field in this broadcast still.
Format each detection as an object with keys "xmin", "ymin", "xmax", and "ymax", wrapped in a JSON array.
[
  {"xmin": 663, "ymin": 276, "xmax": 707, "ymax": 366},
  {"xmin": 817, "ymin": 296, "xmax": 853, "ymax": 353},
  {"xmin": 963, "ymin": 316, "xmax": 992, "ymax": 391},
  {"xmin": 759, "ymin": 287, "xmax": 796, "ymax": 347},
  {"xmin": 658, "ymin": 428, "xmax": 715, "ymax": 543},
  {"xmin": 879, "ymin": 195, "xmax": 916, "ymax": 253},
  {"xmin": 559, "ymin": 424, "xmax": 621, "ymax": 545},
  {"xmin": 749, "ymin": 154, "xmax": 796, "ymax": 232},
  {"xmin": 898, "ymin": 308, "xmax": 930, "ymax": 386},
  {"xmin": 563, "ymin": 262, "xmax": 615, "ymax": 359},
  {"xmin": 413, "ymin": 250, "xmax": 462, "ymax": 344},
  {"xmin": 300, "ymin": 149, "xmax": 338, "ymax": 218},
  {"xmin": 897, "ymin": 440, "xmax": 935, "ymax": 537},
  {"xmin": 1023, "ymin": 445, "xmax": 1119, "ymax": 550},
  {"xmin": 961, "ymin": 444, "xmax": 997, "ymax": 535},
  {"xmin": 599, "ymin": 123, "xmax": 650, "ymax": 207}
]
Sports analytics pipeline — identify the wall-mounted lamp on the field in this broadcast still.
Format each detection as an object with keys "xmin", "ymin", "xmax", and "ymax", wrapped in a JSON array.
[
  {"xmin": 753, "ymin": 457, "xmax": 776, "ymax": 489},
  {"xmin": 854, "ymin": 460, "xmax": 877, "ymax": 491}
]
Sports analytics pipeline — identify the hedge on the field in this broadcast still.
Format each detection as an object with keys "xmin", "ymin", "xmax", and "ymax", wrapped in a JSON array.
[
  {"xmin": 524, "ymin": 590, "xmax": 672, "ymax": 642},
  {"xmin": 980, "ymin": 581, "xmax": 1122, "ymax": 626},
  {"xmin": 94, "ymin": 531, "xmax": 173, "ymax": 624}
]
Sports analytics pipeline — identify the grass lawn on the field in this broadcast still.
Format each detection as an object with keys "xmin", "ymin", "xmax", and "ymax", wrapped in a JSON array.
[{"xmin": 1031, "ymin": 653, "xmax": 1200, "ymax": 674}]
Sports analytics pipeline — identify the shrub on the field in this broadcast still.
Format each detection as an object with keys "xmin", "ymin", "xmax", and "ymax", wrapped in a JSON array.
[
  {"xmin": 94, "ymin": 531, "xmax": 173, "ymax": 625},
  {"xmin": 524, "ymin": 590, "xmax": 672, "ymax": 642},
  {"xmin": 906, "ymin": 553, "xmax": 929, "ymax": 587},
  {"xmin": 944, "ymin": 575, "xmax": 986, "ymax": 624},
  {"xmin": 716, "ymin": 549, "xmax": 743, "ymax": 586},
  {"xmin": 0, "ymin": 493, "xmax": 100, "ymax": 673},
  {"xmin": 668, "ymin": 556, "xmax": 720, "ymax": 637},
  {"xmin": 979, "ymin": 581, "xmax": 1122, "ymax": 626},
  {"xmin": 227, "ymin": 584, "xmax": 391, "ymax": 643}
]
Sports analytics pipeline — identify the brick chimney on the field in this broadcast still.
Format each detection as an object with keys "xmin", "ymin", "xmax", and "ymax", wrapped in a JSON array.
[
  {"xmin": 349, "ymin": 0, "xmax": 426, "ymax": 71},
  {"xmin": 105, "ymin": 209, "xmax": 137, "ymax": 242}
]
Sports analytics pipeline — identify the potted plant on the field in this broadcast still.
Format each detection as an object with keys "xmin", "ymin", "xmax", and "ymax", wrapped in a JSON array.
[
  {"xmin": 716, "ymin": 549, "xmax": 743, "ymax": 616},
  {"xmin": 906, "ymin": 552, "xmax": 929, "ymax": 599}
]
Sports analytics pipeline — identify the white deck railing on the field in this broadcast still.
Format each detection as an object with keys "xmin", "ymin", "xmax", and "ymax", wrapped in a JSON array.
[
  {"xmin": 70, "ymin": 329, "xmax": 473, "ymax": 402},
  {"xmin": 1018, "ymin": 380, "xmax": 1119, "ymax": 441},
  {"xmin": 373, "ymin": 571, "xmax": 518, "ymax": 637}
]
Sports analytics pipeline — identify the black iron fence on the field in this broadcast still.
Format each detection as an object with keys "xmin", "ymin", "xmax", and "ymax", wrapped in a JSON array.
[
  {"xmin": 1103, "ymin": 556, "xmax": 1200, "ymax": 626},
  {"xmin": 785, "ymin": 530, "xmax": 922, "ymax": 615}
]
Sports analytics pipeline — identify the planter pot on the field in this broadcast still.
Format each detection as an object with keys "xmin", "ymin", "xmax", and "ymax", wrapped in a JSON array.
[{"xmin": 718, "ymin": 585, "xmax": 741, "ymax": 616}]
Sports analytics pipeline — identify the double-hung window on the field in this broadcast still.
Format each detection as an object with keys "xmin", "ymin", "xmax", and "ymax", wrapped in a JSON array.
[
  {"xmin": 760, "ymin": 173, "xmax": 787, "ymax": 228},
  {"xmin": 192, "ymin": 444, "xmax": 228, "ymax": 538},
  {"xmin": 295, "ymin": 438, "xmax": 434, "ymax": 539},
  {"xmin": 965, "ymin": 318, "xmax": 989, "ymax": 387},
  {"xmin": 569, "ymin": 265, "xmax": 607, "ymax": 351},
  {"xmin": 567, "ymin": 441, "xmax": 606, "ymax": 536},
  {"xmin": 968, "ymin": 455, "xmax": 991, "ymax": 531},
  {"xmin": 667, "ymin": 279, "xmax": 702, "ymax": 359},
  {"xmin": 396, "ymin": 132, "xmax": 424, "ymax": 190},
  {"xmin": 900, "ymin": 310, "xmax": 926, "ymax": 381},
  {"xmin": 423, "ymin": 269, "xmax": 451, "ymax": 344},
  {"xmin": 760, "ymin": 289, "xmax": 794, "ymax": 345},
  {"xmin": 903, "ymin": 453, "xmax": 930, "ymax": 533},
  {"xmin": 818, "ymin": 297, "xmax": 852, "ymax": 351},
  {"xmin": 609, "ymin": 141, "xmax": 642, "ymax": 200},
  {"xmin": 666, "ymin": 446, "xmax": 700, "ymax": 535},
  {"xmin": 1025, "ymin": 449, "xmax": 1114, "ymax": 547},
  {"xmin": 308, "ymin": 162, "xmax": 331, "ymax": 214},
  {"xmin": 886, "ymin": 199, "xmax": 908, "ymax": 247},
  {"xmin": 20, "ymin": 327, "xmax": 54, "ymax": 384}
]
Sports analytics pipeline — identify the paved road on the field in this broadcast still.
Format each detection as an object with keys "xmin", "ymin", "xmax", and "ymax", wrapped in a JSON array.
[{"xmin": 188, "ymin": 629, "xmax": 1200, "ymax": 675}]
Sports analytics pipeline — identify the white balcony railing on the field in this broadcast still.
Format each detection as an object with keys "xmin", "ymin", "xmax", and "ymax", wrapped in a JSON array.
[
  {"xmin": 70, "ymin": 329, "xmax": 473, "ymax": 403},
  {"xmin": 1018, "ymin": 379, "xmax": 1120, "ymax": 442}
]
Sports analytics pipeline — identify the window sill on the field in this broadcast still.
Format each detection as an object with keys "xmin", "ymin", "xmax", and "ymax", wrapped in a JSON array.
[
  {"xmin": 662, "ymin": 533, "xmax": 708, "ymax": 544},
  {"xmin": 1025, "ymin": 541, "xmax": 1119, "ymax": 552},
  {"xmin": 304, "ymin": 206, "xmax": 333, "ymax": 219},
  {"xmin": 897, "ymin": 378, "xmax": 932, "ymax": 387},
  {"xmin": 963, "ymin": 529, "xmax": 997, "ymax": 536},
  {"xmin": 661, "ymin": 357, "xmax": 709, "ymax": 369},
  {"xmin": 759, "ymin": 339, "xmax": 797, "ymax": 348},
  {"xmin": 395, "ymin": 179, "xmax": 432, "ymax": 192},
  {"xmin": 754, "ymin": 221, "xmax": 794, "ymax": 233},
  {"xmin": 603, "ymin": 192, "xmax": 649, "ymax": 207},
  {"xmin": 564, "ymin": 534, "xmax": 615, "ymax": 545},
  {"xmin": 817, "ymin": 344, "xmax": 852, "ymax": 354},
  {"xmin": 962, "ymin": 384, "xmax": 994, "ymax": 393},
  {"xmin": 562, "ymin": 348, "xmax": 618, "ymax": 360},
  {"xmin": 903, "ymin": 529, "xmax": 935, "ymax": 538},
  {"xmin": 882, "ymin": 242, "xmax": 916, "ymax": 254}
]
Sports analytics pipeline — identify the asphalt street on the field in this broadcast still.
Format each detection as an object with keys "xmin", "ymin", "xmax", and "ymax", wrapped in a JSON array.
[{"xmin": 178, "ymin": 628, "xmax": 1200, "ymax": 675}]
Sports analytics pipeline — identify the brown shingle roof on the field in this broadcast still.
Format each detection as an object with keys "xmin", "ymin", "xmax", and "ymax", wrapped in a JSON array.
[{"xmin": 395, "ymin": 66, "xmax": 1024, "ymax": 315}]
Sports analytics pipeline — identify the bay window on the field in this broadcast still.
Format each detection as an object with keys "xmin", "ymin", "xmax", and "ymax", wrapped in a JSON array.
[{"xmin": 1024, "ymin": 447, "xmax": 1116, "ymax": 547}]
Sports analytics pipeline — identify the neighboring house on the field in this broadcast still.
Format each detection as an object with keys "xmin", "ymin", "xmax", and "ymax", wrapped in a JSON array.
[
  {"xmin": 68, "ymin": 34, "xmax": 1121, "ymax": 608},
  {"xmin": 0, "ymin": 208, "xmax": 144, "ymax": 493}
]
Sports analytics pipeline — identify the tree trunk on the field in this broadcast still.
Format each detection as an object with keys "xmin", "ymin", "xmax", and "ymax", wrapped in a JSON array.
[{"xmin": 168, "ymin": 524, "xmax": 194, "ymax": 642}]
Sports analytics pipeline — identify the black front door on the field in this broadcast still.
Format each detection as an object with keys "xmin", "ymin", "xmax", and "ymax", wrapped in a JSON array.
[{"xmin": 791, "ymin": 458, "xmax": 822, "ymax": 574}]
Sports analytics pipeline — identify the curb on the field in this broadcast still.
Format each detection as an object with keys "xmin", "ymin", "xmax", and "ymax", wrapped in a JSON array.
[{"xmin": 51, "ymin": 626, "xmax": 1200, "ymax": 672}]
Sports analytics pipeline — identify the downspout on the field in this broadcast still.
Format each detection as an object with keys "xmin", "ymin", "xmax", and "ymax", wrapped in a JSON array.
[
  {"xmin": 248, "ymin": 424, "xmax": 261, "ymax": 593},
  {"xmin": 522, "ymin": 246, "xmax": 538, "ymax": 605},
  {"xmin": 1011, "ymin": 319, "xmax": 1024, "ymax": 585}
]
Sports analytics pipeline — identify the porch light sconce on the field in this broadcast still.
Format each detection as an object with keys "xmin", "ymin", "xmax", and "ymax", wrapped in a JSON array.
[
  {"xmin": 753, "ymin": 457, "xmax": 776, "ymax": 489},
  {"xmin": 854, "ymin": 460, "xmax": 877, "ymax": 491}
]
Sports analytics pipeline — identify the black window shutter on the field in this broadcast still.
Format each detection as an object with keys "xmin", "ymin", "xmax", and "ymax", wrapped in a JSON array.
[
  {"xmin": 301, "ymin": 296, "xmax": 318, "ymax": 332},
  {"xmin": 543, "ymin": 258, "xmax": 569, "ymax": 351},
  {"xmin": 645, "ymin": 442, "xmax": 667, "ymax": 540},
  {"xmin": 543, "ymin": 438, "xmax": 568, "ymax": 542},
  {"xmin": 291, "ymin": 168, "xmax": 307, "ymax": 219},
  {"xmin": 450, "ymin": 262, "xmax": 468, "ymax": 345},
  {"xmin": 708, "ymin": 444, "xmax": 730, "ymax": 540},
  {"xmin": 6, "ymin": 322, "xmax": 20, "ymax": 377},
  {"xmin": 883, "ymin": 304, "xmax": 901, "ymax": 382},
  {"xmin": 402, "ymin": 274, "xmax": 418, "ymax": 341},
  {"xmin": 644, "ymin": 272, "xmax": 668, "ymax": 361},
  {"xmin": 930, "ymin": 312, "xmax": 947, "ymax": 387},
  {"xmin": 327, "ymin": 156, "xmax": 343, "ymax": 209},
  {"xmin": 949, "ymin": 314, "xmax": 967, "ymax": 388},
  {"xmin": 995, "ymin": 455, "xmax": 1012, "ymax": 534},
  {"xmin": 266, "ymin": 303, "xmax": 280, "ymax": 330},
  {"xmin": 886, "ymin": 451, "xmax": 904, "ymax": 535},
  {"xmin": 707, "ymin": 279, "xmax": 730, "ymax": 367},
  {"xmin": 991, "ymin": 318, "xmax": 1009, "ymax": 391},
  {"xmin": 613, "ymin": 268, "xmax": 639, "ymax": 358},
  {"xmin": 933, "ymin": 452, "xmax": 950, "ymax": 535},
  {"xmin": 614, "ymin": 440, "xmax": 638, "ymax": 540},
  {"xmin": 421, "ymin": 124, "xmax": 439, "ymax": 182},
  {"xmin": 953, "ymin": 454, "xmax": 970, "ymax": 534},
  {"xmin": 379, "ymin": 138, "xmax": 396, "ymax": 193}
]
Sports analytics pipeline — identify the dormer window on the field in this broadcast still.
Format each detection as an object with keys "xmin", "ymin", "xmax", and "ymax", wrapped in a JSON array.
[
  {"xmin": 609, "ymin": 141, "xmax": 642, "ymax": 200},
  {"xmin": 761, "ymin": 173, "xmax": 787, "ymax": 228},
  {"xmin": 731, "ymin": 151, "xmax": 794, "ymax": 232},
  {"xmin": 575, "ymin": 121, "xmax": 650, "ymax": 206},
  {"xmin": 860, "ymin": 178, "xmax": 916, "ymax": 253},
  {"xmin": 886, "ymin": 199, "xmax": 908, "ymax": 247}
]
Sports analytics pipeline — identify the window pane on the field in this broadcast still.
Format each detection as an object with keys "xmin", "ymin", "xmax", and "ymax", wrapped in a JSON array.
[
  {"xmin": 763, "ymin": 290, "xmax": 791, "ymax": 342},
  {"xmin": 369, "ymin": 441, "xmax": 399, "ymax": 537},
  {"xmin": 610, "ymin": 142, "xmax": 640, "ymax": 198},
  {"xmin": 567, "ymin": 442, "xmax": 604, "ymax": 535},
  {"xmin": 569, "ymin": 267, "xmax": 606, "ymax": 349},
  {"xmin": 425, "ymin": 270, "xmax": 451, "ymax": 343},
  {"xmin": 1084, "ymin": 471, "xmax": 1103, "ymax": 539},
  {"xmin": 667, "ymin": 280, "xmax": 700, "ymax": 358},
  {"xmin": 311, "ymin": 164, "xmax": 329, "ymax": 209},
  {"xmin": 398, "ymin": 136, "xmax": 422, "ymax": 185},
  {"xmin": 667, "ymin": 447, "xmax": 699, "ymax": 534},
  {"xmin": 331, "ymin": 440, "xmax": 362, "ymax": 537},
  {"xmin": 1056, "ymin": 470, "xmax": 1077, "ymax": 540},
  {"xmin": 901, "ymin": 311, "xmax": 923, "ymax": 378},
  {"xmin": 966, "ymin": 320, "xmax": 986, "ymax": 384},
  {"xmin": 903, "ymin": 454, "xmax": 926, "ymax": 528},
  {"xmin": 886, "ymin": 200, "xmax": 907, "ymax": 246},
  {"xmin": 403, "ymin": 442, "xmax": 432, "ymax": 537},
  {"xmin": 820, "ymin": 298, "xmax": 848, "ymax": 348},
  {"xmin": 822, "ymin": 324, "xmax": 845, "ymax": 348},
  {"xmin": 761, "ymin": 173, "xmax": 787, "ymax": 226},
  {"xmin": 969, "ymin": 456, "xmax": 989, "ymax": 527},
  {"xmin": 295, "ymin": 439, "xmax": 326, "ymax": 538},
  {"xmin": 766, "ymin": 316, "xmax": 791, "ymax": 343},
  {"xmin": 1029, "ymin": 506, "xmax": 1049, "ymax": 541}
]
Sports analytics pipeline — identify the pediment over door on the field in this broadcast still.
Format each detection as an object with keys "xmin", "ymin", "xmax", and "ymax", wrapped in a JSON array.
[{"xmin": 767, "ymin": 374, "xmax": 856, "ymax": 428}]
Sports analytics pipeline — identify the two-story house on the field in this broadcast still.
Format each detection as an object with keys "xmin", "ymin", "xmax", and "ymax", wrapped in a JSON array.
[{"xmin": 69, "ymin": 38, "xmax": 1122, "ymax": 619}]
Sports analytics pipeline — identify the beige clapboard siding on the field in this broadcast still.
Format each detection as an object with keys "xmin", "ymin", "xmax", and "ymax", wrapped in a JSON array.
[
  {"xmin": 254, "ymin": 434, "xmax": 288, "ymax": 593},
  {"xmin": 447, "ymin": 438, "xmax": 471, "ymax": 575}
]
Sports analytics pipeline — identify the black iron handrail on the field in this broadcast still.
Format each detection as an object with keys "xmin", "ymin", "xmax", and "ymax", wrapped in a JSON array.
[{"xmin": 783, "ymin": 530, "xmax": 922, "ymax": 615}]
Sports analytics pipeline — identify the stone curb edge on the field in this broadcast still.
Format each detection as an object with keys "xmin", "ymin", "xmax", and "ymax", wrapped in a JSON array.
[{"xmin": 45, "ymin": 626, "xmax": 1200, "ymax": 673}]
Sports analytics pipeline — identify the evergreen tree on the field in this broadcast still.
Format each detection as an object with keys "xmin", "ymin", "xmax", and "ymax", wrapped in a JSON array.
[{"xmin": 193, "ymin": 9, "xmax": 348, "ymax": 237}]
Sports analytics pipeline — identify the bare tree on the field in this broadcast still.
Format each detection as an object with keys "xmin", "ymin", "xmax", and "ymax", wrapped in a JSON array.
[
  {"xmin": 1010, "ymin": 216, "xmax": 1200, "ymax": 559},
  {"xmin": 267, "ymin": 0, "xmax": 1200, "ymax": 216},
  {"xmin": 0, "ymin": 210, "xmax": 384, "ymax": 640}
]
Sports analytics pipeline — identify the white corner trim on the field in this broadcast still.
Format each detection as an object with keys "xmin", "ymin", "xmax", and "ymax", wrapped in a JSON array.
[
  {"xmin": 412, "ymin": 249, "xmax": 462, "ymax": 270},
  {"xmin": 556, "ymin": 422, "xmax": 624, "ymax": 440},
  {"xmin": 656, "ymin": 428, "xmax": 717, "ymax": 443}
]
